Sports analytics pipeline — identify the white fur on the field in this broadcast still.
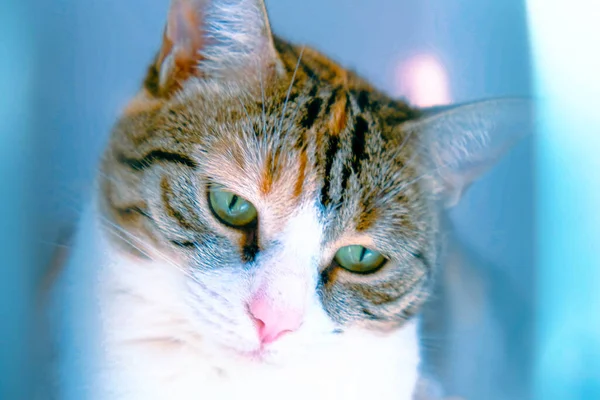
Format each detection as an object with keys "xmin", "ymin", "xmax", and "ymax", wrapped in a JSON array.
[{"xmin": 53, "ymin": 201, "xmax": 422, "ymax": 399}]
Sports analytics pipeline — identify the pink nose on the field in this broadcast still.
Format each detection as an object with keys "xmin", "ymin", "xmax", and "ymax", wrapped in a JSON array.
[{"xmin": 248, "ymin": 295, "xmax": 303, "ymax": 344}]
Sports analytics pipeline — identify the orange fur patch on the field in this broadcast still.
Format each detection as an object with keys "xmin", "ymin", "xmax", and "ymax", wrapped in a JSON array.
[
  {"xmin": 328, "ymin": 96, "xmax": 348, "ymax": 135},
  {"xmin": 356, "ymin": 207, "xmax": 379, "ymax": 232},
  {"xmin": 325, "ymin": 60, "xmax": 348, "ymax": 87},
  {"xmin": 260, "ymin": 150, "xmax": 279, "ymax": 195},
  {"xmin": 293, "ymin": 150, "xmax": 308, "ymax": 200}
]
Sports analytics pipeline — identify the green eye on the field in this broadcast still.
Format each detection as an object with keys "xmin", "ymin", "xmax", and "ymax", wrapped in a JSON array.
[
  {"xmin": 208, "ymin": 188, "xmax": 257, "ymax": 228},
  {"xmin": 334, "ymin": 245, "xmax": 386, "ymax": 274}
]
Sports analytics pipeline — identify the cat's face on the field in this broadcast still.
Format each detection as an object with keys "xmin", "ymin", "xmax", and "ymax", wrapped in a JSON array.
[{"xmin": 99, "ymin": 0, "xmax": 531, "ymax": 362}]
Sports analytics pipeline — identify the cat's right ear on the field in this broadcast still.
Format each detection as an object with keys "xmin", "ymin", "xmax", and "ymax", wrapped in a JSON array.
[
  {"xmin": 404, "ymin": 98, "xmax": 535, "ymax": 207},
  {"xmin": 145, "ymin": 0, "xmax": 283, "ymax": 98}
]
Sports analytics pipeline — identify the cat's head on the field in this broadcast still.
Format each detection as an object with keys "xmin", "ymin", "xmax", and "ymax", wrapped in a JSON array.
[{"xmin": 99, "ymin": 0, "xmax": 532, "ymax": 362}]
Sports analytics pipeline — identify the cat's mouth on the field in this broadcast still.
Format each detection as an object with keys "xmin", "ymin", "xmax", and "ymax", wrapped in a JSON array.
[
  {"xmin": 224, "ymin": 338, "xmax": 298, "ymax": 366},
  {"xmin": 231, "ymin": 346, "xmax": 279, "ymax": 365},
  {"xmin": 240, "ymin": 348, "xmax": 268, "ymax": 361}
]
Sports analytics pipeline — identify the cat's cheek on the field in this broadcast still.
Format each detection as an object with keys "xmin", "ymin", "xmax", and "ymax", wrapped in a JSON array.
[
  {"xmin": 165, "ymin": 247, "xmax": 194, "ymax": 267},
  {"xmin": 183, "ymin": 269, "xmax": 260, "ymax": 349}
]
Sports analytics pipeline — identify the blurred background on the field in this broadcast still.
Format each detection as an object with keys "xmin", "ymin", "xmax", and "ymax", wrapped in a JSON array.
[{"xmin": 1, "ymin": 0, "xmax": 598, "ymax": 399}]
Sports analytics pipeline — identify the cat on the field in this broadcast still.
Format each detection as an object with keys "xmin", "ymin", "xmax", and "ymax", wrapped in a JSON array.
[{"xmin": 49, "ymin": 0, "xmax": 532, "ymax": 399}]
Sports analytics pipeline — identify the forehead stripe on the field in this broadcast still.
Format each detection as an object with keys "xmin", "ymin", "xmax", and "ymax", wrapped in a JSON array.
[
  {"xmin": 320, "ymin": 134, "xmax": 341, "ymax": 208},
  {"xmin": 350, "ymin": 115, "xmax": 369, "ymax": 175},
  {"xmin": 356, "ymin": 89, "xmax": 370, "ymax": 111},
  {"xmin": 300, "ymin": 97, "xmax": 323, "ymax": 130},
  {"xmin": 323, "ymin": 87, "xmax": 340, "ymax": 115}
]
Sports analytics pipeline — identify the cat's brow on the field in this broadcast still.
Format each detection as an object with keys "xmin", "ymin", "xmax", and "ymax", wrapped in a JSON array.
[
  {"xmin": 117, "ymin": 149, "xmax": 197, "ymax": 171},
  {"xmin": 320, "ymin": 133, "xmax": 341, "ymax": 207}
]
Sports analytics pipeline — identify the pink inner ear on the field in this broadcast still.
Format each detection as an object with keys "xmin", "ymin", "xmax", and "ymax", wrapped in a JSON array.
[{"xmin": 156, "ymin": 0, "xmax": 207, "ymax": 95}]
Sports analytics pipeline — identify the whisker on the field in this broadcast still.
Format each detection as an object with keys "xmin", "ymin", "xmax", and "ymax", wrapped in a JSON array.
[
  {"xmin": 258, "ymin": 61, "xmax": 268, "ymax": 137},
  {"xmin": 97, "ymin": 213, "xmax": 236, "ymax": 310},
  {"xmin": 97, "ymin": 216, "xmax": 190, "ymax": 276},
  {"xmin": 54, "ymin": 192, "xmax": 236, "ymax": 311},
  {"xmin": 99, "ymin": 222, "xmax": 156, "ymax": 262},
  {"xmin": 282, "ymin": 89, "xmax": 306, "ymax": 142},
  {"xmin": 38, "ymin": 240, "xmax": 71, "ymax": 249},
  {"xmin": 277, "ymin": 46, "xmax": 305, "ymax": 136},
  {"xmin": 395, "ymin": 156, "xmax": 461, "ymax": 195},
  {"xmin": 397, "ymin": 126, "xmax": 417, "ymax": 156},
  {"xmin": 396, "ymin": 175, "xmax": 428, "ymax": 193},
  {"xmin": 89, "ymin": 231, "xmax": 242, "ymax": 350},
  {"xmin": 187, "ymin": 290, "xmax": 237, "ymax": 325},
  {"xmin": 54, "ymin": 189, "xmax": 199, "ymax": 284},
  {"xmin": 396, "ymin": 152, "xmax": 419, "ymax": 177}
]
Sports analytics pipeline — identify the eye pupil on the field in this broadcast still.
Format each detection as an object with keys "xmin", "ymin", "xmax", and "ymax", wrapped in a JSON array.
[
  {"xmin": 228, "ymin": 195, "xmax": 239, "ymax": 211},
  {"xmin": 359, "ymin": 247, "xmax": 367, "ymax": 262}
]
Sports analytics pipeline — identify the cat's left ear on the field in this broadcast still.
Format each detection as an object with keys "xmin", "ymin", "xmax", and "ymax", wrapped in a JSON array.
[
  {"xmin": 404, "ymin": 98, "xmax": 535, "ymax": 207},
  {"xmin": 148, "ymin": 0, "xmax": 283, "ymax": 97}
]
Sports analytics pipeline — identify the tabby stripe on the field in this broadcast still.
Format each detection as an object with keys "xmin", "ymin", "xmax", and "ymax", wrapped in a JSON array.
[
  {"xmin": 113, "ymin": 205, "xmax": 150, "ymax": 219},
  {"xmin": 286, "ymin": 43, "xmax": 318, "ymax": 80},
  {"xmin": 302, "ymin": 53, "xmax": 339, "ymax": 81},
  {"xmin": 160, "ymin": 177, "xmax": 196, "ymax": 231},
  {"xmin": 171, "ymin": 240, "xmax": 197, "ymax": 248},
  {"xmin": 117, "ymin": 150, "xmax": 197, "ymax": 171},
  {"xmin": 104, "ymin": 180, "xmax": 149, "ymax": 222},
  {"xmin": 336, "ymin": 115, "xmax": 370, "ymax": 206},
  {"xmin": 350, "ymin": 116, "xmax": 369, "ymax": 173},
  {"xmin": 300, "ymin": 57, "xmax": 319, "ymax": 80},
  {"xmin": 356, "ymin": 90, "xmax": 370, "ymax": 111},
  {"xmin": 339, "ymin": 164, "xmax": 352, "ymax": 206},
  {"xmin": 323, "ymin": 87, "xmax": 340, "ymax": 115},
  {"xmin": 277, "ymin": 40, "xmax": 316, "ymax": 80},
  {"xmin": 104, "ymin": 197, "xmax": 156, "ymax": 258},
  {"xmin": 297, "ymin": 56, "xmax": 319, "ymax": 79},
  {"xmin": 361, "ymin": 308, "xmax": 385, "ymax": 321},
  {"xmin": 144, "ymin": 63, "xmax": 160, "ymax": 97},
  {"xmin": 320, "ymin": 135, "xmax": 341, "ymax": 207},
  {"xmin": 308, "ymin": 84, "xmax": 319, "ymax": 97},
  {"xmin": 274, "ymin": 40, "xmax": 296, "ymax": 73},
  {"xmin": 300, "ymin": 97, "xmax": 323, "ymax": 129}
]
